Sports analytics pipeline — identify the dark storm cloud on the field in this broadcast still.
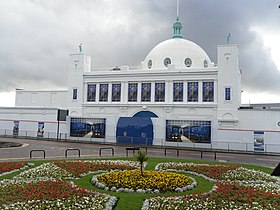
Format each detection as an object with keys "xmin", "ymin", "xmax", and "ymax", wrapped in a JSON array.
[
  {"xmin": 178, "ymin": 0, "xmax": 280, "ymax": 94},
  {"xmin": 0, "ymin": 0, "xmax": 279, "ymax": 100}
]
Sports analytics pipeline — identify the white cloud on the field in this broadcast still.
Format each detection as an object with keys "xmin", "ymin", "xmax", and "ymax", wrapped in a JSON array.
[{"xmin": 250, "ymin": 26, "xmax": 280, "ymax": 71}]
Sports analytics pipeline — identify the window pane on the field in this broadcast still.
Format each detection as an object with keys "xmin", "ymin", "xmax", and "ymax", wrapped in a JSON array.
[
  {"xmin": 155, "ymin": 83, "xmax": 165, "ymax": 102},
  {"xmin": 141, "ymin": 83, "xmax": 151, "ymax": 102},
  {"xmin": 187, "ymin": 82, "xmax": 198, "ymax": 102},
  {"xmin": 70, "ymin": 117, "xmax": 106, "ymax": 138},
  {"xmin": 99, "ymin": 84, "xmax": 108, "ymax": 102},
  {"xmin": 166, "ymin": 120, "xmax": 211, "ymax": 143},
  {"xmin": 128, "ymin": 83, "xmax": 138, "ymax": 102},
  {"xmin": 72, "ymin": 88, "xmax": 77, "ymax": 100},
  {"xmin": 225, "ymin": 87, "xmax": 231, "ymax": 100},
  {"xmin": 203, "ymin": 82, "xmax": 214, "ymax": 102},
  {"xmin": 173, "ymin": 82, "xmax": 183, "ymax": 102},
  {"xmin": 112, "ymin": 84, "xmax": 121, "ymax": 102},
  {"xmin": 87, "ymin": 84, "xmax": 96, "ymax": 102}
]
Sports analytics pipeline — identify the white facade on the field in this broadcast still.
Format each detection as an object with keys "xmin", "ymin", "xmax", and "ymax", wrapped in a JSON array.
[
  {"xmin": 16, "ymin": 90, "xmax": 67, "ymax": 108},
  {"xmin": 1, "ymin": 16, "xmax": 280, "ymax": 152},
  {"xmin": 0, "ymin": 107, "xmax": 67, "ymax": 139}
]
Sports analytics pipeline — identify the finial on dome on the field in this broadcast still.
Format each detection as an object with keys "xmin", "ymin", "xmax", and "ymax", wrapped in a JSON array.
[
  {"xmin": 173, "ymin": 0, "xmax": 182, "ymax": 38},
  {"xmin": 177, "ymin": 0, "xmax": 179, "ymax": 17},
  {"xmin": 173, "ymin": 16, "xmax": 182, "ymax": 38}
]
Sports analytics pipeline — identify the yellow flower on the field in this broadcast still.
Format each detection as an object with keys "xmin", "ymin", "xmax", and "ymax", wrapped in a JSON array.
[{"xmin": 96, "ymin": 170, "xmax": 192, "ymax": 192}]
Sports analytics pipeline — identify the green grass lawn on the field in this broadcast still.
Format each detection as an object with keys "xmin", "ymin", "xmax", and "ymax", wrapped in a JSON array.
[
  {"xmin": 0, "ymin": 157, "xmax": 274, "ymax": 210},
  {"xmin": 75, "ymin": 172, "xmax": 213, "ymax": 210}
]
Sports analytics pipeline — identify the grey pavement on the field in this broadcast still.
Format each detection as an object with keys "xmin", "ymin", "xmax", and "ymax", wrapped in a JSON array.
[{"xmin": 0, "ymin": 137, "xmax": 279, "ymax": 169}]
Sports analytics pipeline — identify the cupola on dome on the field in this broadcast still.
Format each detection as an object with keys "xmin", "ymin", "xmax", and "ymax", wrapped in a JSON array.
[{"xmin": 142, "ymin": 17, "xmax": 212, "ymax": 70}]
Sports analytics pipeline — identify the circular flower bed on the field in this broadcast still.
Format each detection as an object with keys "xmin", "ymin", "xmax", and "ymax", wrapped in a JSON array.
[{"xmin": 92, "ymin": 170, "xmax": 196, "ymax": 193}]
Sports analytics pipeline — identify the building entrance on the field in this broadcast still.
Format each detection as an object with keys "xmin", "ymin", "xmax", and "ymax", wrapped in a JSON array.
[{"xmin": 116, "ymin": 111, "xmax": 157, "ymax": 145}]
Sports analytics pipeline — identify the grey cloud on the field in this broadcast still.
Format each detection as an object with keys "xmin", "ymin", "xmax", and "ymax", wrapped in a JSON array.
[
  {"xmin": 0, "ymin": 0, "xmax": 279, "ymax": 100},
  {"xmin": 178, "ymin": 0, "xmax": 280, "ymax": 95}
]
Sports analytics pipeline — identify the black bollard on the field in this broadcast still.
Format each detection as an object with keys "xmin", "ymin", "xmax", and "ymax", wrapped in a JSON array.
[{"xmin": 271, "ymin": 163, "xmax": 280, "ymax": 176}]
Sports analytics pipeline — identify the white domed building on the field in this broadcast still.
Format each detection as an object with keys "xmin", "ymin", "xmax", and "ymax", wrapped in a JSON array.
[
  {"xmin": 142, "ymin": 39, "xmax": 213, "ymax": 70},
  {"xmin": 2, "ymin": 16, "xmax": 280, "ymax": 153}
]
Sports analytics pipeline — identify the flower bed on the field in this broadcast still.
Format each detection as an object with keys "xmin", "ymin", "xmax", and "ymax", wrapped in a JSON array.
[
  {"xmin": 13, "ymin": 160, "xmax": 141, "ymax": 181},
  {"xmin": 156, "ymin": 162, "xmax": 239, "ymax": 180},
  {"xmin": 156, "ymin": 162, "xmax": 278, "ymax": 183},
  {"xmin": 1, "ymin": 160, "xmax": 279, "ymax": 209},
  {"xmin": 142, "ymin": 181, "xmax": 280, "ymax": 210},
  {"xmin": 222, "ymin": 167, "xmax": 277, "ymax": 183},
  {"xmin": 0, "ymin": 161, "xmax": 121, "ymax": 209},
  {"xmin": 142, "ymin": 162, "xmax": 280, "ymax": 209},
  {"xmin": 13, "ymin": 163, "xmax": 76, "ymax": 180},
  {"xmin": 92, "ymin": 170, "xmax": 196, "ymax": 193},
  {"xmin": 0, "ymin": 162, "xmax": 31, "ymax": 177},
  {"xmin": 53, "ymin": 160, "xmax": 140, "ymax": 177},
  {"xmin": 0, "ymin": 180, "xmax": 117, "ymax": 209}
]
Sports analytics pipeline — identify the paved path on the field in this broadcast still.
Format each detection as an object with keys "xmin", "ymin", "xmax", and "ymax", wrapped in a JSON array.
[{"xmin": 0, "ymin": 137, "xmax": 279, "ymax": 168}]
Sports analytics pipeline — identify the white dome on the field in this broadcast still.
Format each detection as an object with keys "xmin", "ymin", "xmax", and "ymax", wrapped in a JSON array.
[{"xmin": 143, "ymin": 38, "xmax": 212, "ymax": 70}]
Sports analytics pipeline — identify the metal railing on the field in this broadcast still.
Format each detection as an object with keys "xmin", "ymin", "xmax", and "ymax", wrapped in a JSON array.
[
  {"xmin": 1, "ymin": 128, "xmax": 280, "ymax": 154},
  {"xmin": 0, "ymin": 129, "xmax": 69, "ymax": 141},
  {"xmin": 30, "ymin": 150, "xmax": 46, "ymax": 159}
]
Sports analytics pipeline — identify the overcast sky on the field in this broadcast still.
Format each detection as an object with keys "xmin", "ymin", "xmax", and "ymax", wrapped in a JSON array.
[{"xmin": 0, "ymin": 0, "xmax": 280, "ymax": 106}]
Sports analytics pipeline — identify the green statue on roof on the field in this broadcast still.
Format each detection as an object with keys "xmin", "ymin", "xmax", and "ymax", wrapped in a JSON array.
[{"xmin": 79, "ymin": 43, "xmax": 83, "ymax": 53}]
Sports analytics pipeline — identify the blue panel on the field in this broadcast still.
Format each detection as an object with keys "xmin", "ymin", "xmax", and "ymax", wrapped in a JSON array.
[
  {"xmin": 187, "ymin": 82, "xmax": 198, "ymax": 102},
  {"xmin": 70, "ymin": 117, "xmax": 106, "ymax": 138},
  {"xmin": 37, "ymin": 122, "xmax": 44, "ymax": 138},
  {"xmin": 173, "ymin": 82, "xmax": 183, "ymax": 102},
  {"xmin": 87, "ymin": 84, "xmax": 96, "ymax": 102},
  {"xmin": 203, "ymin": 82, "xmax": 214, "ymax": 102},
  {"xmin": 13, "ymin": 121, "xmax": 19, "ymax": 136},
  {"xmin": 141, "ymin": 83, "xmax": 151, "ymax": 102},
  {"xmin": 112, "ymin": 83, "xmax": 121, "ymax": 102},
  {"xmin": 128, "ymin": 83, "xmax": 138, "ymax": 102},
  {"xmin": 72, "ymin": 88, "xmax": 77, "ymax": 100},
  {"xmin": 116, "ymin": 117, "xmax": 153, "ymax": 145},
  {"xmin": 166, "ymin": 120, "xmax": 211, "ymax": 143},
  {"xmin": 155, "ymin": 83, "xmax": 165, "ymax": 102},
  {"xmin": 133, "ymin": 111, "xmax": 158, "ymax": 118},
  {"xmin": 254, "ymin": 131, "xmax": 264, "ymax": 152},
  {"xmin": 99, "ymin": 84, "xmax": 108, "ymax": 102}
]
